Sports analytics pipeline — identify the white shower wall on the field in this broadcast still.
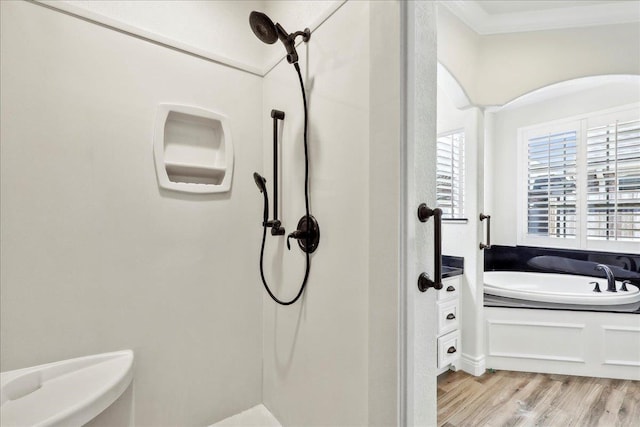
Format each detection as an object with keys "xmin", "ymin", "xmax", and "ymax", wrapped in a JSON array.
[
  {"xmin": 43, "ymin": 0, "xmax": 266, "ymax": 72},
  {"xmin": 0, "ymin": 1, "xmax": 263, "ymax": 425},
  {"xmin": 260, "ymin": 1, "xmax": 369, "ymax": 425},
  {"xmin": 1, "ymin": 1, "xmax": 404, "ymax": 426},
  {"xmin": 259, "ymin": 1, "xmax": 402, "ymax": 425}
]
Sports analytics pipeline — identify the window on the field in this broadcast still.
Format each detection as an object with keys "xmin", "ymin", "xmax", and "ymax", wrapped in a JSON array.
[
  {"xmin": 519, "ymin": 106, "xmax": 640, "ymax": 251},
  {"xmin": 527, "ymin": 130, "xmax": 577, "ymax": 239},
  {"xmin": 437, "ymin": 130, "xmax": 465, "ymax": 219},
  {"xmin": 586, "ymin": 118, "xmax": 640, "ymax": 241}
]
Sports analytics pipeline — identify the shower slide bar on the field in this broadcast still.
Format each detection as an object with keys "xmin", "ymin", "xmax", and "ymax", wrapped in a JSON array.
[{"xmin": 267, "ymin": 109, "xmax": 286, "ymax": 235}]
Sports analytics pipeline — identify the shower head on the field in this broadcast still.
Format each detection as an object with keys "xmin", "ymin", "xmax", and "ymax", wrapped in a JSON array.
[
  {"xmin": 249, "ymin": 11, "xmax": 311, "ymax": 64},
  {"xmin": 249, "ymin": 11, "xmax": 278, "ymax": 45},
  {"xmin": 253, "ymin": 172, "xmax": 267, "ymax": 194}
]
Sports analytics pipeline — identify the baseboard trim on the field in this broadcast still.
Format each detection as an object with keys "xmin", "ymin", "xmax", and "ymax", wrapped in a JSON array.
[{"xmin": 461, "ymin": 353, "xmax": 486, "ymax": 376}]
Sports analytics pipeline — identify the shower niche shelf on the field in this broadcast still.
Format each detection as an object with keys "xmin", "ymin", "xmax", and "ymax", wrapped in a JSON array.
[{"xmin": 153, "ymin": 104, "xmax": 233, "ymax": 194}]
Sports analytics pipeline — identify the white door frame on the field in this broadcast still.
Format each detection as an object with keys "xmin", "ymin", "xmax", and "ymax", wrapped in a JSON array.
[{"xmin": 399, "ymin": 1, "xmax": 439, "ymax": 426}]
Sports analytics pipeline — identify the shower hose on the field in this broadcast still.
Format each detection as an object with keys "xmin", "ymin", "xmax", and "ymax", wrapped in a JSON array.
[{"xmin": 258, "ymin": 62, "xmax": 311, "ymax": 306}]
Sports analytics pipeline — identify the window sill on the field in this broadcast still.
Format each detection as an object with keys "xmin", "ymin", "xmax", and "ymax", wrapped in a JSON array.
[{"xmin": 443, "ymin": 218, "xmax": 468, "ymax": 224}]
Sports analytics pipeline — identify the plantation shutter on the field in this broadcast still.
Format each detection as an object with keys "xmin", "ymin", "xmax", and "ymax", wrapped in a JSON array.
[
  {"xmin": 437, "ymin": 130, "xmax": 464, "ymax": 218},
  {"xmin": 586, "ymin": 118, "xmax": 640, "ymax": 241},
  {"xmin": 526, "ymin": 130, "xmax": 578, "ymax": 238}
]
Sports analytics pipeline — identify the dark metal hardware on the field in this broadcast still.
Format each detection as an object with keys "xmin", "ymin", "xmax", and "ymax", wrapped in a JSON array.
[
  {"xmin": 417, "ymin": 273, "xmax": 439, "ymax": 292},
  {"xmin": 590, "ymin": 281, "xmax": 601, "ymax": 293},
  {"xmin": 447, "ymin": 285, "xmax": 455, "ymax": 292},
  {"xmin": 264, "ymin": 219, "xmax": 284, "ymax": 237},
  {"xmin": 595, "ymin": 264, "xmax": 617, "ymax": 292},
  {"xmin": 479, "ymin": 213, "xmax": 491, "ymax": 250},
  {"xmin": 446, "ymin": 313, "xmax": 456, "ymax": 320},
  {"xmin": 447, "ymin": 346, "xmax": 457, "ymax": 354},
  {"xmin": 417, "ymin": 203, "xmax": 443, "ymax": 291},
  {"xmin": 621, "ymin": 280, "xmax": 631, "ymax": 292},
  {"xmin": 270, "ymin": 109, "xmax": 286, "ymax": 236},
  {"xmin": 287, "ymin": 215, "xmax": 320, "ymax": 253}
]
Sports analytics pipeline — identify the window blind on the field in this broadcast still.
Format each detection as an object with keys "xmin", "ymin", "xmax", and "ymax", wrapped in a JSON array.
[
  {"xmin": 586, "ymin": 119, "xmax": 640, "ymax": 241},
  {"xmin": 437, "ymin": 130, "xmax": 464, "ymax": 218},
  {"xmin": 527, "ymin": 131, "xmax": 577, "ymax": 238}
]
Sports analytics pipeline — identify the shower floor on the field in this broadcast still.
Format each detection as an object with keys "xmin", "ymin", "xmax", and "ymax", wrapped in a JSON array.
[
  {"xmin": 210, "ymin": 404, "xmax": 281, "ymax": 427},
  {"xmin": 438, "ymin": 369, "xmax": 640, "ymax": 426}
]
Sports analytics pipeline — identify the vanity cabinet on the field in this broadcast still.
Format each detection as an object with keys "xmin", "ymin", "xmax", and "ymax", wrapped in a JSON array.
[{"xmin": 437, "ymin": 275, "xmax": 461, "ymax": 374}]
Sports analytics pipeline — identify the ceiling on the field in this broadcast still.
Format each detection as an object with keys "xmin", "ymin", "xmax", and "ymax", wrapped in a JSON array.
[
  {"xmin": 440, "ymin": 0, "xmax": 640, "ymax": 34},
  {"xmin": 478, "ymin": 1, "xmax": 614, "ymax": 15}
]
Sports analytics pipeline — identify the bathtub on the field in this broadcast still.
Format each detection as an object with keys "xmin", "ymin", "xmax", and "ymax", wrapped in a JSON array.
[{"xmin": 484, "ymin": 271, "xmax": 640, "ymax": 306}]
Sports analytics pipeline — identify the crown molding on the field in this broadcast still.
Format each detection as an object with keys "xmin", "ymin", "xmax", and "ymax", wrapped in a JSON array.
[{"xmin": 439, "ymin": 0, "xmax": 640, "ymax": 35}]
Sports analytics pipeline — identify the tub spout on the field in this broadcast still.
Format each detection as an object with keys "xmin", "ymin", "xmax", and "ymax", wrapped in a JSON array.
[{"xmin": 595, "ymin": 264, "xmax": 616, "ymax": 292}]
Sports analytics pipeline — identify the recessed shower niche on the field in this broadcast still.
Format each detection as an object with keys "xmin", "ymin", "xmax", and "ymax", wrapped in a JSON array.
[{"xmin": 153, "ymin": 104, "xmax": 233, "ymax": 193}]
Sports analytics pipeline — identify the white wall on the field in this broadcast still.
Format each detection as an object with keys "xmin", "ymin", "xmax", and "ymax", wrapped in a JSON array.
[
  {"xmin": 368, "ymin": 1, "xmax": 401, "ymax": 424},
  {"xmin": 437, "ymin": 6, "xmax": 481, "ymax": 108},
  {"xmin": 438, "ymin": 6, "xmax": 640, "ymax": 107},
  {"xmin": 477, "ymin": 23, "xmax": 640, "ymax": 106},
  {"xmin": 46, "ymin": 0, "xmax": 344, "ymax": 75},
  {"xmin": 260, "ymin": 1, "xmax": 370, "ymax": 424},
  {"xmin": 0, "ymin": 1, "xmax": 263, "ymax": 425},
  {"xmin": 438, "ymin": 87, "xmax": 486, "ymax": 375},
  {"xmin": 44, "ymin": 0, "xmax": 265, "ymax": 72},
  {"xmin": 487, "ymin": 80, "xmax": 640, "ymax": 247}
]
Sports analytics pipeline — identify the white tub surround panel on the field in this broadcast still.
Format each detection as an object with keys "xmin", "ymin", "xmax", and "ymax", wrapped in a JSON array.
[{"xmin": 486, "ymin": 308, "xmax": 640, "ymax": 380}]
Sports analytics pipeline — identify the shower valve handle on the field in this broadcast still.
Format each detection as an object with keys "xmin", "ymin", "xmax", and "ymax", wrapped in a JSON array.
[
  {"xmin": 287, "ymin": 230, "xmax": 307, "ymax": 250},
  {"xmin": 287, "ymin": 216, "xmax": 320, "ymax": 253}
]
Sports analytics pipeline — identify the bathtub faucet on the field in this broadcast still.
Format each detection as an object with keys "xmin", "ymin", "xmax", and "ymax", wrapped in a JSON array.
[{"xmin": 595, "ymin": 264, "xmax": 617, "ymax": 292}]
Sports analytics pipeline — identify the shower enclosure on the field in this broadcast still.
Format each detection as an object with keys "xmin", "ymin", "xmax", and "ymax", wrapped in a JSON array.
[{"xmin": 0, "ymin": 1, "xmax": 440, "ymax": 425}]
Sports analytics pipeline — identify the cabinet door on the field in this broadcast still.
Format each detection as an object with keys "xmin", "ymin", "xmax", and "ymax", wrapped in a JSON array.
[
  {"xmin": 437, "ymin": 299, "xmax": 459, "ymax": 335},
  {"xmin": 437, "ymin": 330, "xmax": 461, "ymax": 369},
  {"xmin": 438, "ymin": 276, "xmax": 460, "ymax": 302}
]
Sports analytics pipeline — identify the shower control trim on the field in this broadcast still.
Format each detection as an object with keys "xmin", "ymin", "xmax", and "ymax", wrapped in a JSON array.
[{"xmin": 287, "ymin": 215, "xmax": 320, "ymax": 253}]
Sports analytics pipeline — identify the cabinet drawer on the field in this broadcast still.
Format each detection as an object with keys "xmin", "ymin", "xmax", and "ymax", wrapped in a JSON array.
[
  {"xmin": 438, "ymin": 277, "xmax": 460, "ymax": 302},
  {"xmin": 438, "ymin": 330, "xmax": 460, "ymax": 369},
  {"xmin": 437, "ymin": 299, "xmax": 459, "ymax": 335}
]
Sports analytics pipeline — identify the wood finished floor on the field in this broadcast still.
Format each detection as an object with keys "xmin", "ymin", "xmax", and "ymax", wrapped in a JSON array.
[{"xmin": 438, "ymin": 370, "xmax": 640, "ymax": 427}]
